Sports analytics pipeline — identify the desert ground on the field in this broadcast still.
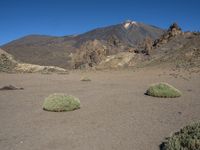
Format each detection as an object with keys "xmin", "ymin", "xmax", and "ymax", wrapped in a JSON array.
[{"xmin": 0, "ymin": 68, "xmax": 200, "ymax": 150}]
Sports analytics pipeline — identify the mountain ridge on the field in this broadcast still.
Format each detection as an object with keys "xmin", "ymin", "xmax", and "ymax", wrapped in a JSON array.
[{"xmin": 1, "ymin": 20, "xmax": 164, "ymax": 69}]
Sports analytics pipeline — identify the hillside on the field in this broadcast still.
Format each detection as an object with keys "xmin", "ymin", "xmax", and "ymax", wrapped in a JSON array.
[
  {"xmin": 0, "ymin": 48, "xmax": 67, "ymax": 73},
  {"xmin": 96, "ymin": 23, "xmax": 200, "ymax": 70},
  {"xmin": 1, "ymin": 20, "xmax": 164, "ymax": 69},
  {"xmin": 144, "ymin": 23, "xmax": 200, "ymax": 70}
]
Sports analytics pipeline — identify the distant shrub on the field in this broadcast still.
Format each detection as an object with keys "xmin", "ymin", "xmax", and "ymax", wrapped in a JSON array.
[
  {"xmin": 43, "ymin": 93, "xmax": 80, "ymax": 112},
  {"xmin": 146, "ymin": 82, "xmax": 181, "ymax": 98},
  {"xmin": 81, "ymin": 76, "xmax": 91, "ymax": 82},
  {"xmin": 160, "ymin": 122, "xmax": 200, "ymax": 150}
]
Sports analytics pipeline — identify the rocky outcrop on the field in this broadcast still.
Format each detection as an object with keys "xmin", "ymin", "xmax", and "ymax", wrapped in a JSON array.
[
  {"xmin": 135, "ymin": 37, "xmax": 153, "ymax": 55},
  {"xmin": 143, "ymin": 37, "xmax": 153, "ymax": 55},
  {"xmin": 15, "ymin": 63, "xmax": 67, "ymax": 73},
  {"xmin": 142, "ymin": 24, "xmax": 200, "ymax": 70},
  {"xmin": 96, "ymin": 52, "xmax": 136, "ymax": 69},
  {"xmin": 0, "ymin": 48, "xmax": 17, "ymax": 72},
  {"xmin": 107, "ymin": 35, "xmax": 121, "ymax": 47},
  {"xmin": 72, "ymin": 40, "xmax": 108, "ymax": 69},
  {"xmin": 153, "ymin": 23, "xmax": 182, "ymax": 48}
]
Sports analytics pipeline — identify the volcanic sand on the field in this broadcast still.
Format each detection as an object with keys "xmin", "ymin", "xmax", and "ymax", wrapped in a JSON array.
[{"xmin": 0, "ymin": 68, "xmax": 200, "ymax": 150}]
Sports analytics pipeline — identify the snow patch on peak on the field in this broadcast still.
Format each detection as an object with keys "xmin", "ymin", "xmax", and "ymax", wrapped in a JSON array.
[
  {"xmin": 123, "ymin": 20, "xmax": 137, "ymax": 29},
  {"xmin": 124, "ymin": 22, "xmax": 131, "ymax": 29},
  {"xmin": 131, "ymin": 21, "xmax": 137, "ymax": 24}
]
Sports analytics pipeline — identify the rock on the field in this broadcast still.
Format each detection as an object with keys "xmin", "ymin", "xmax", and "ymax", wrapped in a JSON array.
[
  {"xmin": 96, "ymin": 52, "xmax": 135, "ymax": 69},
  {"xmin": 153, "ymin": 23, "xmax": 182, "ymax": 48},
  {"xmin": 107, "ymin": 35, "xmax": 121, "ymax": 46},
  {"xmin": 134, "ymin": 37, "xmax": 153, "ymax": 55},
  {"xmin": 72, "ymin": 40, "xmax": 108, "ymax": 69},
  {"xmin": 0, "ymin": 85, "xmax": 24, "ymax": 90},
  {"xmin": 142, "ymin": 37, "xmax": 153, "ymax": 55},
  {"xmin": 0, "ymin": 48, "xmax": 17, "ymax": 72},
  {"xmin": 15, "ymin": 63, "xmax": 67, "ymax": 73},
  {"xmin": 128, "ymin": 47, "xmax": 137, "ymax": 53}
]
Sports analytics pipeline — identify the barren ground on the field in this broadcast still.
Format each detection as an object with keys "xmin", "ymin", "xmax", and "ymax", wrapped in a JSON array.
[{"xmin": 0, "ymin": 68, "xmax": 200, "ymax": 150}]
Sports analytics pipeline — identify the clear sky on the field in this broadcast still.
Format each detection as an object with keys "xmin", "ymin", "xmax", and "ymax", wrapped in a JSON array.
[{"xmin": 1, "ymin": 0, "xmax": 200, "ymax": 45}]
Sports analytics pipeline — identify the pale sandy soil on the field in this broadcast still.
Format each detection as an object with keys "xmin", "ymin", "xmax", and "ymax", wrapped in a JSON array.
[{"xmin": 0, "ymin": 68, "xmax": 200, "ymax": 150}]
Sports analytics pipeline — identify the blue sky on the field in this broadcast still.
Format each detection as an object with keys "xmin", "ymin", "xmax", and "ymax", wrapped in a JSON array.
[{"xmin": 0, "ymin": 0, "xmax": 200, "ymax": 45}]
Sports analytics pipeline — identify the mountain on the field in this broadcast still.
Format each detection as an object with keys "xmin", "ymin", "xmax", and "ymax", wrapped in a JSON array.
[
  {"xmin": 74, "ymin": 20, "xmax": 164, "ymax": 46},
  {"xmin": 1, "ymin": 20, "xmax": 164, "ymax": 69}
]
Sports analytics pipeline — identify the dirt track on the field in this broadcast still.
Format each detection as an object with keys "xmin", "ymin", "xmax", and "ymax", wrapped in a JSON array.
[{"xmin": 0, "ymin": 69, "xmax": 200, "ymax": 150}]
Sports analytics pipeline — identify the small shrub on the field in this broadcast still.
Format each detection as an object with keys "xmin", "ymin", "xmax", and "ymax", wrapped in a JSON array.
[
  {"xmin": 81, "ymin": 76, "xmax": 91, "ymax": 82},
  {"xmin": 43, "ymin": 93, "xmax": 80, "ymax": 112},
  {"xmin": 146, "ymin": 82, "xmax": 181, "ymax": 98},
  {"xmin": 160, "ymin": 122, "xmax": 200, "ymax": 150}
]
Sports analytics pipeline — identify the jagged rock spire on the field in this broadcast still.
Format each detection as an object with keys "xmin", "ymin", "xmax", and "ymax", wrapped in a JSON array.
[
  {"xmin": 153, "ymin": 22, "xmax": 182, "ymax": 48},
  {"xmin": 168, "ymin": 22, "xmax": 182, "ymax": 36},
  {"xmin": 168, "ymin": 22, "xmax": 182, "ymax": 32}
]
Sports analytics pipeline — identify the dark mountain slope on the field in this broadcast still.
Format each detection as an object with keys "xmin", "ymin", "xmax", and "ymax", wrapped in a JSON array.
[
  {"xmin": 2, "ymin": 35, "xmax": 76, "ymax": 68},
  {"xmin": 75, "ymin": 21, "xmax": 163, "ymax": 46}
]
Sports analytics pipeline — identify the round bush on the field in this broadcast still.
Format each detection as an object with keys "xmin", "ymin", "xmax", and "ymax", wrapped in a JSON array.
[
  {"xmin": 43, "ymin": 93, "xmax": 80, "ymax": 112},
  {"xmin": 146, "ymin": 82, "xmax": 181, "ymax": 98},
  {"xmin": 161, "ymin": 122, "xmax": 200, "ymax": 150},
  {"xmin": 81, "ymin": 76, "xmax": 91, "ymax": 82}
]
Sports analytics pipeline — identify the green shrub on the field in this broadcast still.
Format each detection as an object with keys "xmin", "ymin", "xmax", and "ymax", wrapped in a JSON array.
[
  {"xmin": 161, "ymin": 122, "xmax": 200, "ymax": 150},
  {"xmin": 43, "ymin": 93, "xmax": 80, "ymax": 112},
  {"xmin": 81, "ymin": 76, "xmax": 91, "ymax": 81},
  {"xmin": 146, "ymin": 82, "xmax": 181, "ymax": 98}
]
